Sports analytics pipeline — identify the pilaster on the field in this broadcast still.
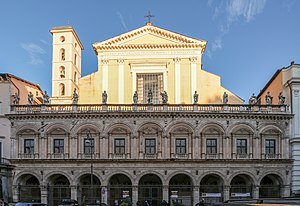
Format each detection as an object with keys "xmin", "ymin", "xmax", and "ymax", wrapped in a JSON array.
[
  {"xmin": 118, "ymin": 59, "xmax": 124, "ymax": 103},
  {"xmin": 174, "ymin": 58, "xmax": 181, "ymax": 104},
  {"xmin": 102, "ymin": 59, "xmax": 109, "ymax": 92},
  {"xmin": 190, "ymin": 57, "xmax": 197, "ymax": 104}
]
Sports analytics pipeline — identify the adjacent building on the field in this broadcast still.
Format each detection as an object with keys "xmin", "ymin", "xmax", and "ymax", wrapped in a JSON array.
[
  {"xmin": 257, "ymin": 62, "xmax": 300, "ymax": 195},
  {"xmin": 6, "ymin": 22, "xmax": 294, "ymax": 206},
  {"xmin": 0, "ymin": 73, "xmax": 44, "ymax": 202}
]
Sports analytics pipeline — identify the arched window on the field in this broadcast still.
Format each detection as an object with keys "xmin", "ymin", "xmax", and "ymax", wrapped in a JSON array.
[
  {"xmin": 60, "ymin": 48, "xmax": 65, "ymax": 61},
  {"xmin": 59, "ymin": 83, "xmax": 65, "ymax": 96},
  {"xmin": 59, "ymin": 66, "xmax": 65, "ymax": 78},
  {"xmin": 74, "ymin": 72, "xmax": 77, "ymax": 83},
  {"xmin": 74, "ymin": 54, "xmax": 77, "ymax": 66},
  {"xmin": 60, "ymin": 36, "xmax": 65, "ymax": 42}
]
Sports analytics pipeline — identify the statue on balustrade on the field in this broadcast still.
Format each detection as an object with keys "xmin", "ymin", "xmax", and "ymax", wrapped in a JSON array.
[
  {"xmin": 133, "ymin": 91, "xmax": 138, "ymax": 104},
  {"xmin": 72, "ymin": 89, "xmax": 78, "ymax": 104},
  {"xmin": 223, "ymin": 92, "xmax": 228, "ymax": 104},
  {"xmin": 161, "ymin": 91, "xmax": 168, "ymax": 104},
  {"xmin": 13, "ymin": 93, "xmax": 20, "ymax": 105},
  {"xmin": 265, "ymin": 91, "xmax": 273, "ymax": 105},
  {"xmin": 147, "ymin": 89, "xmax": 153, "ymax": 104},
  {"xmin": 28, "ymin": 91, "xmax": 34, "ymax": 105},
  {"xmin": 193, "ymin": 91, "xmax": 199, "ymax": 104},
  {"xmin": 43, "ymin": 90, "xmax": 50, "ymax": 104},
  {"xmin": 278, "ymin": 92, "xmax": 285, "ymax": 105},
  {"xmin": 248, "ymin": 93, "xmax": 257, "ymax": 105},
  {"xmin": 102, "ymin": 91, "xmax": 108, "ymax": 104}
]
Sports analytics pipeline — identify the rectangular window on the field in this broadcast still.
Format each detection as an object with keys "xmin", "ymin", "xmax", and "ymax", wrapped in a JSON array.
[
  {"xmin": 84, "ymin": 138, "xmax": 95, "ymax": 154},
  {"xmin": 145, "ymin": 139, "xmax": 156, "ymax": 154},
  {"xmin": 137, "ymin": 73, "xmax": 163, "ymax": 104},
  {"xmin": 24, "ymin": 139, "xmax": 34, "ymax": 154},
  {"xmin": 54, "ymin": 139, "xmax": 64, "ymax": 154},
  {"xmin": 175, "ymin": 138, "xmax": 186, "ymax": 154},
  {"xmin": 206, "ymin": 139, "xmax": 217, "ymax": 154},
  {"xmin": 265, "ymin": 139, "xmax": 276, "ymax": 154},
  {"xmin": 114, "ymin": 138, "xmax": 125, "ymax": 154},
  {"xmin": 237, "ymin": 139, "xmax": 247, "ymax": 154}
]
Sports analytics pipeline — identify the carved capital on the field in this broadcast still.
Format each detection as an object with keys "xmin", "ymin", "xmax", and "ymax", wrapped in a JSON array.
[
  {"xmin": 189, "ymin": 57, "xmax": 197, "ymax": 63},
  {"xmin": 174, "ymin": 57, "xmax": 181, "ymax": 64},
  {"xmin": 102, "ymin": 59, "xmax": 109, "ymax": 65},
  {"xmin": 117, "ymin": 59, "xmax": 124, "ymax": 64}
]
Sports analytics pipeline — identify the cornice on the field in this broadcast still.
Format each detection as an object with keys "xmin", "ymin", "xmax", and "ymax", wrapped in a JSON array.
[{"xmin": 6, "ymin": 110, "xmax": 293, "ymax": 121}]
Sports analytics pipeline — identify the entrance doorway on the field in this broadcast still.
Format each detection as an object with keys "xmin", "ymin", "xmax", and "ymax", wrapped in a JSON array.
[
  {"xmin": 230, "ymin": 174, "xmax": 253, "ymax": 199},
  {"xmin": 108, "ymin": 174, "xmax": 132, "ymax": 206},
  {"xmin": 78, "ymin": 174, "xmax": 101, "ymax": 205},
  {"xmin": 259, "ymin": 174, "xmax": 282, "ymax": 198},
  {"xmin": 48, "ymin": 175, "xmax": 71, "ymax": 206},
  {"xmin": 200, "ymin": 174, "xmax": 223, "ymax": 203},
  {"xmin": 19, "ymin": 175, "xmax": 41, "ymax": 202},
  {"xmin": 169, "ymin": 174, "xmax": 193, "ymax": 206},
  {"xmin": 138, "ymin": 174, "xmax": 162, "ymax": 206}
]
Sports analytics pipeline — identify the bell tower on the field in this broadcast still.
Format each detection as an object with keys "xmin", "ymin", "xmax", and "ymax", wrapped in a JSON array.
[{"xmin": 50, "ymin": 26, "xmax": 83, "ymax": 104}]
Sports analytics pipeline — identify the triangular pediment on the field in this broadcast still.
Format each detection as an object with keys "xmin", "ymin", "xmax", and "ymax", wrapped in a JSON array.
[{"xmin": 93, "ymin": 24, "xmax": 207, "ymax": 52}]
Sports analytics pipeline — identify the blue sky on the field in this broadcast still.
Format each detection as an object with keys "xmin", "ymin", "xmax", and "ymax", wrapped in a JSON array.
[{"xmin": 1, "ymin": 0, "xmax": 299, "ymax": 101}]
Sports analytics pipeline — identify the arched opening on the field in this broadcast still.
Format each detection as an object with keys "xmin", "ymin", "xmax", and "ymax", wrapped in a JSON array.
[
  {"xmin": 230, "ymin": 174, "xmax": 253, "ymax": 199},
  {"xmin": 108, "ymin": 174, "xmax": 132, "ymax": 206},
  {"xmin": 60, "ymin": 48, "xmax": 65, "ymax": 61},
  {"xmin": 138, "ymin": 174, "xmax": 162, "ymax": 206},
  {"xmin": 59, "ymin": 83, "xmax": 65, "ymax": 96},
  {"xmin": 0, "ymin": 178, "xmax": 2, "ymax": 199},
  {"xmin": 60, "ymin": 66, "xmax": 65, "ymax": 78},
  {"xmin": 48, "ymin": 174, "xmax": 70, "ymax": 206},
  {"xmin": 18, "ymin": 175, "xmax": 41, "ymax": 202},
  {"xmin": 74, "ymin": 72, "xmax": 77, "ymax": 84},
  {"xmin": 200, "ymin": 174, "xmax": 224, "ymax": 203},
  {"xmin": 259, "ymin": 174, "xmax": 282, "ymax": 198},
  {"xmin": 169, "ymin": 174, "xmax": 193, "ymax": 206},
  {"xmin": 78, "ymin": 174, "xmax": 101, "ymax": 205}
]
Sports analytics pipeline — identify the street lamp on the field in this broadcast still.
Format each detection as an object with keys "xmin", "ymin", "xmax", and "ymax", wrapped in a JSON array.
[{"xmin": 86, "ymin": 130, "xmax": 94, "ymax": 202}]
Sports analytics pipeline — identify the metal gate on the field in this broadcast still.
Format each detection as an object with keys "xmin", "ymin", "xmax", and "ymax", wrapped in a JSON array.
[
  {"xmin": 169, "ymin": 186, "xmax": 193, "ymax": 206},
  {"xmin": 259, "ymin": 186, "xmax": 281, "ymax": 198},
  {"xmin": 139, "ymin": 186, "xmax": 162, "ymax": 206},
  {"xmin": 108, "ymin": 186, "xmax": 132, "ymax": 206},
  {"xmin": 48, "ymin": 186, "xmax": 71, "ymax": 206},
  {"xmin": 78, "ymin": 185, "xmax": 101, "ymax": 205},
  {"xmin": 200, "ymin": 185, "xmax": 223, "ymax": 203},
  {"xmin": 19, "ymin": 185, "xmax": 41, "ymax": 202}
]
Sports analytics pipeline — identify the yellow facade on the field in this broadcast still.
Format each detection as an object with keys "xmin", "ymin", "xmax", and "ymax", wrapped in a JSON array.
[{"xmin": 52, "ymin": 23, "xmax": 243, "ymax": 105}]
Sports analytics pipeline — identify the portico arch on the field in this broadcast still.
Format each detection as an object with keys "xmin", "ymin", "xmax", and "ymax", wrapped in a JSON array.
[{"xmin": 138, "ymin": 173, "xmax": 163, "ymax": 206}]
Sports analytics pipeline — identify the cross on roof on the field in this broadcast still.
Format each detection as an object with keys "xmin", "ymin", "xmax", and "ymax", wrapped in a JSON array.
[{"xmin": 144, "ymin": 11, "xmax": 154, "ymax": 24}]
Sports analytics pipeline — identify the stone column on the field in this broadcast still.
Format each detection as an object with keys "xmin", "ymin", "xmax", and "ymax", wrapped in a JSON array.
[
  {"xmin": 102, "ymin": 59, "xmax": 109, "ymax": 92},
  {"xmin": 40, "ymin": 185, "xmax": 48, "ymax": 204},
  {"xmin": 118, "ymin": 59, "xmax": 124, "ymax": 103},
  {"xmin": 12, "ymin": 185, "xmax": 19, "ymax": 203},
  {"xmin": 132, "ymin": 185, "xmax": 138, "ymax": 205},
  {"xmin": 190, "ymin": 57, "xmax": 197, "ymax": 103},
  {"xmin": 223, "ymin": 185, "xmax": 230, "ymax": 202},
  {"xmin": 282, "ymin": 185, "xmax": 291, "ymax": 197},
  {"xmin": 174, "ymin": 58, "xmax": 181, "ymax": 104},
  {"xmin": 101, "ymin": 186, "xmax": 108, "ymax": 204},
  {"xmin": 193, "ymin": 186, "xmax": 200, "ymax": 206},
  {"xmin": 163, "ymin": 185, "xmax": 169, "ymax": 202},
  {"xmin": 253, "ymin": 185, "xmax": 259, "ymax": 199},
  {"xmin": 71, "ymin": 185, "xmax": 77, "ymax": 201}
]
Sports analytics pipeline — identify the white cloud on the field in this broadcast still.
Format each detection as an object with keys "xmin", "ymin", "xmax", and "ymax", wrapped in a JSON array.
[
  {"xmin": 206, "ymin": 0, "xmax": 267, "ymax": 57},
  {"xmin": 117, "ymin": 12, "xmax": 128, "ymax": 30},
  {"xmin": 212, "ymin": 38, "xmax": 222, "ymax": 51},
  {"xmin": 226, "ymin": 0, "xmax": 267, "ymax": 28},
  {"xmin": 21, "ymin": 43, "xmax": 46, "ymax": 65}
]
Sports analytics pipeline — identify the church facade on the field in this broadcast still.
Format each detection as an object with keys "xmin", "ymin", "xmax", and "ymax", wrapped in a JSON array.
[{"xmin": 7, "ymin": 22, "xmax": 293, "ymax": 206}]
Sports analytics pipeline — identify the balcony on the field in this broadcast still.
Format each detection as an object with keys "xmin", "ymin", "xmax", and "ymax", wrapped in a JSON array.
[
  {"xmin": 262, "ymin": 153, "xmax": 281, "ymax": 159},
  {"xmin": 143, "ymin": 153, "xmax": 158, "ymax": 159},
  {"xmin": 77, "ymin": 153, "xmax": 100, "ymax": 159},
  {"xmin": 47, "ymin": 153, "xmax": 69, "ymax": 159},
  {"xmin": 10, "ymin": 104, "xmax": 290, "ymax": 114},
  {"xmin": 18, "ymin": 153, "xmax": 39, "ymax": 159},
  {"xmin": 232, "ymin": 153, "xmax": 252, "ymax": 159},
  {"xmin": 204, "ymin": 153, "xmax": 223, "ymax": 159}
]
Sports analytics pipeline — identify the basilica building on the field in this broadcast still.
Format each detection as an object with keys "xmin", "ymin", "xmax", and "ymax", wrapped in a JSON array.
[{"xmin": 7, "ymin": 21, "xmax": 293, "ymax": 206}]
